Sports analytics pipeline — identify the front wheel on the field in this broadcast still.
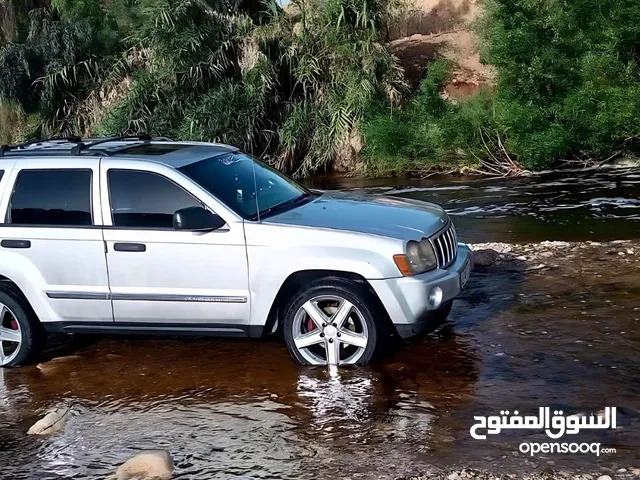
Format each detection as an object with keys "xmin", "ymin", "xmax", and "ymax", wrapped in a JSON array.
[{"xmin": 283, "ymin": 278, "xmax": 381, "ymax": 366}]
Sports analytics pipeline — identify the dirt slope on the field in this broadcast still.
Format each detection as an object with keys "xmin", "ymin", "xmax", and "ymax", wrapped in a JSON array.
[{"xmin": 389, "ymin": 0, "xmax": 494, "ymax": 100}]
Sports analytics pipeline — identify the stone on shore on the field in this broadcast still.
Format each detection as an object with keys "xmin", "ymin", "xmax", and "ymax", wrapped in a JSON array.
[
  {"xmin": 612, "ymin": 156, "xmax": 640, "ymax": 168},
  {"xmin": 27, "ymin": 407, "xmax": 71, "ymax": 435},
  {"xmin": 115, "ymin": 450, "xmax": 174, "ymax": 480}
]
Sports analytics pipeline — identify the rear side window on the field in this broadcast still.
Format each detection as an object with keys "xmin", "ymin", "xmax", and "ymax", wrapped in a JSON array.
[
  {"xmin": 9, "ymin": 169, "xmax": 92, "ymax": 226},
  {"xmin": 108, "ymin": 170, "xmax": 202, "ymax": 229}
]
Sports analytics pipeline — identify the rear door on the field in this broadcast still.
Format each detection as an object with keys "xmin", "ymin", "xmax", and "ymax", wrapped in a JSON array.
[
  {"xmin": 99, "ymin": 159, "xmax": 250, "ymax": 333},
  {"xmin": 0, "ymin": 157, "xmax": 113, "ymax": 323}
]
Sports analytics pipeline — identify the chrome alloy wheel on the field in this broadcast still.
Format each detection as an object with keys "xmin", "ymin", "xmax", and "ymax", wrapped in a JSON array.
[
  {"xmin": 292, "ymin": 295, "xmax": 369, "ymax": 366},
  {"xmin": 0, "ymin": 303, "xmax": 22, "ymax": 366}
]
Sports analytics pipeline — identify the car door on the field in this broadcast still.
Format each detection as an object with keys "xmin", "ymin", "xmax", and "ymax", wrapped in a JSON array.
[
  {"xmin": 0, "ymin": 158, "xmax": 113, "ymax": 323},
  {"xmin": 99, "ymin": 159, "xmax": 250, "ymax": 333}
]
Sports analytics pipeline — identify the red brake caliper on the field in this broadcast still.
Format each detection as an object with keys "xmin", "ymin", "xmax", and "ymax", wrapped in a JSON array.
[
  {"xmin": 306, "ymin": 316, "xmax": 315, "ymax": 332},
  {"xmin": 10, "ymin": 319, "xmax": 18, "ymax": 330}
]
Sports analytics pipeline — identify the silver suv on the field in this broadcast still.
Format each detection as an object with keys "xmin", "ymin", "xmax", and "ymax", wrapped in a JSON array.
[{"xmin": 0, "ymin": 136, "xmax": 472, "ymax": 367}]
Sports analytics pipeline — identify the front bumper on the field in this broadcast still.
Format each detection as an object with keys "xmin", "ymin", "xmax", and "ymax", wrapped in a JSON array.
[{"xmin": 369, "ymin": 243, "xmax": 472, "ymax": 338}]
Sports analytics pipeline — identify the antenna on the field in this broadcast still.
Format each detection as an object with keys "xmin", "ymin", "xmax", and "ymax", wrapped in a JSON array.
[{"xmin": 250, "ymin": 144, "xmax": 261, "ymax": 222}]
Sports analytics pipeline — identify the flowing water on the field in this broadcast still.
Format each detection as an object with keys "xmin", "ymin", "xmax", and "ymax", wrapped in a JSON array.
[
  {"xmin": 307, "ymin": 168, "xmax": 640, "ymax": 244},
  {"xmin": 1, "ymin": 169, "xmax": 639, "ymax": 479}
]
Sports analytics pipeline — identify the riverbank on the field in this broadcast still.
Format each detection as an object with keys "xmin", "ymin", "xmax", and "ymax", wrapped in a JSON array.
[
  {"xmin": 400, "ymin": 469, "xmax": 639, "ymax": 480},
  {"xmin": 469, "ymin": 239, "xmax": 638, "ymax": 268},
  {"xmin": 353, "ymin": 156, "xmax": 640, "ymax": 179},
  {"xmin": 399, "ymin": 469, "xmax": 639, "ymax": 480}
]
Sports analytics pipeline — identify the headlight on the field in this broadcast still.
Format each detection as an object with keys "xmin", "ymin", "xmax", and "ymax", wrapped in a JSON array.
[{"xmin": 393, "ymin": 239, "xmax": 438, "ymax": 276}]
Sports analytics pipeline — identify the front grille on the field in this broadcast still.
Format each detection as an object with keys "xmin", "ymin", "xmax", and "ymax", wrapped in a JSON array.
[{"xmin": 430, "ymin": 222, "xmax": 458, "ymax": 268}]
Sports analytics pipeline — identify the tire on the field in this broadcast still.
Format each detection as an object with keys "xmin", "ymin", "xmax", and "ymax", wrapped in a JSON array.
[
  {"xmin": 0, "ymin": 289, "xmax": 47, "ymax": 367},
  {"xmin": 282, "ymin": 277, "xmax": 383, "ymax": 366}
]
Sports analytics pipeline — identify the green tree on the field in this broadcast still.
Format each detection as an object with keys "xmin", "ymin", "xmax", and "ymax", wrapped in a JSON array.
[{"xmin": 484, "ymin": 0, "xmax": 640, "ymax": 167}]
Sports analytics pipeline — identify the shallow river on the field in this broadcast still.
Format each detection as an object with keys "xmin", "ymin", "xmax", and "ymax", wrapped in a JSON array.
[
  {"xmin": 1, "ymin": 170, "xmax": 639, "ymax": 479},
  {"xmin": 308, "ymin": 168, "xmax": 640, "ymax": 243}
]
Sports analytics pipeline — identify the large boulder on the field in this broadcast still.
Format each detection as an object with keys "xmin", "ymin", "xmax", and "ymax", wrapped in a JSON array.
[{"xmin": 115, "ymin": 450, "xmax": 174, "ymax": 480}]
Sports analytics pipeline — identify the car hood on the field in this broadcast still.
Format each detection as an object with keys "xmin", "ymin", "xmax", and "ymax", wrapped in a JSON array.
[{"xmin": 262, "ymin": 191, "xmax": 447, "ymax": 241}]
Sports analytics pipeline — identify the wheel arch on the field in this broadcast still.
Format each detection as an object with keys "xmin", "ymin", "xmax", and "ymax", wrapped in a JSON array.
[
  {"xmin": 258, "ymin": 269, "xmax": 393, "ymax": 338},
  {"xmin": 0, "ymin": 275, "xmax": 33, "ymax": 308},
  {"xmin": 0, "ymin": 274, "xmax": 43, "ymax": 329},
  {"xmin": 0, "ymin": 255, "xmax": 51, "ymax": 324}
]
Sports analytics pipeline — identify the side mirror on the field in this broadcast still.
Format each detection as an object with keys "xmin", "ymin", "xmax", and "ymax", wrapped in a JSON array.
[{"xmin": 173, "ymin": 206, "xmax": 226, "ymax": 231}]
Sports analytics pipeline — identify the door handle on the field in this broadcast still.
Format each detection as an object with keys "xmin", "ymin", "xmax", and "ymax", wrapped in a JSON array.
[
  {"xmin": 113, "ymin": 243, "xmax": 146, "ymax": 252},
  {"xmin": 1, "ymin": 239, "xmax": 31, "ymax": 249}
]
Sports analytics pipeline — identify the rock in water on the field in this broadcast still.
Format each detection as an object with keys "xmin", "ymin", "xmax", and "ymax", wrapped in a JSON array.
[
  {"xmin": 471, "ymin": 249, "xmax": 500, "ymax": 267},
  {"xmin": 27, "ymin": 407, "xmax": 71, "ymax": 435},
  {"xmin": 37, "ymin": 355, "xmax": 83, "ymax": 375},
  {"xmin": 115, "ymin": 451, "xmax": 174, "ymax": 480}
]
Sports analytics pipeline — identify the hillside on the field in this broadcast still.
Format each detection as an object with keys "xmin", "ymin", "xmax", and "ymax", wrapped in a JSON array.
[{"xmin": 388, "ymin": 0, "xmax": 493, "ymax": 101}]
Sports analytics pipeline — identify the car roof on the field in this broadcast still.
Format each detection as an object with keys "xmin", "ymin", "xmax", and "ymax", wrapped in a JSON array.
[{"xmin": 0, "ymin": 138, "xmax": 239, "ymax": 169}]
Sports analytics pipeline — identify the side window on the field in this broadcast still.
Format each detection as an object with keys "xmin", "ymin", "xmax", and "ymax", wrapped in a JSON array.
[
  {"xmin": 9, "ymin": 169, "xmax": 92, "ymax": 226},
  {"xmin": 108, "ymin": 170, "xmax": 203, "ymax": 229}
]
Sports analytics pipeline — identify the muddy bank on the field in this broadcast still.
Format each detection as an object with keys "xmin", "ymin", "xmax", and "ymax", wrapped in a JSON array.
[{"xmin": 469, "ymin": 240, "xmax": 639, "ymax": 268}]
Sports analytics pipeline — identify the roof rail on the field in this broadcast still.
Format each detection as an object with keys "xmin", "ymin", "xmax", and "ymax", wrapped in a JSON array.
[
  {"xmin": 71, "ymin": 134, "xmax": 173, "ymax": 155},
  {"xmin": 0, "ymin": 136, "xmax": 82, "ymax": 157},
  {"xmin": 0, "ymin": 134, "xmax": 173, "ymax": 157}
]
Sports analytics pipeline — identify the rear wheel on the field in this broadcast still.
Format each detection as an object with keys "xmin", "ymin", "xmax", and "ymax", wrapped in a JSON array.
[
  {"xmin": 0, "ymin": 290, "xmax": 46, "ymax": 367},
  {"xmin": 283, "ymin": 278, "xmax": 381, "ymax": 366}
]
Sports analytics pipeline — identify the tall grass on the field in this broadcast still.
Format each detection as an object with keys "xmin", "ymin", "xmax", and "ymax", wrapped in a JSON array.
[{"xmin": 2, "ymin": 0, "xmax": 639, "ymax": 174}]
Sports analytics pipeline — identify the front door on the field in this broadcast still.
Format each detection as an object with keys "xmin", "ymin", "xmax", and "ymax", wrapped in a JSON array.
[{"xmin": 100, "ymin": 160, "xmax": 250, "ymax": 333}]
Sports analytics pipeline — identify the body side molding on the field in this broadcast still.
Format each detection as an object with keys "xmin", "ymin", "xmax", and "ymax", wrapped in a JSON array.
[{"xmin": 46, "ymin": 292, "xmax": 248, "ymax": 303}]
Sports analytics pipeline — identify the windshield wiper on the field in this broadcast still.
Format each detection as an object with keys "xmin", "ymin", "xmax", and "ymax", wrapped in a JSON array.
[{"xmin": 251, "ymin": 192, "xmax": 314, "ymax": 221}]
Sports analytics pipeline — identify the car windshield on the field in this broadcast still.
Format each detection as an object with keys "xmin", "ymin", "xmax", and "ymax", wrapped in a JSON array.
[{"xmin": 179, "ymin": 151, "xmax": 311, "ymax": 220}]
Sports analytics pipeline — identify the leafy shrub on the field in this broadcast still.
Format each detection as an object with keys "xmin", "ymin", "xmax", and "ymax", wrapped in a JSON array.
[
  {"xmin": 362, "ymin": 59, "xmax": 496, "ymax": 174},
  {"xmin": 5, "ymin": 0, "xmax": 640, "ymax": 174},
  {"xmin": 483, "ymin": 0, "xmax": 640, "ymax": 168}
]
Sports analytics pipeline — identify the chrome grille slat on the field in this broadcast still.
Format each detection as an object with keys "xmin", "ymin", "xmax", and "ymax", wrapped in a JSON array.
[
  {"xmin": 432, "ymin": 238, "xmax": 442, "ymax": 266},
  {"xmin": 437, "ymin": 237, "xmax": 446, "ymax": 265},
  {"xmin": 443, "ymin": 231, "xmax": 451, "ymax": 262},
  {"xmin": 447, "ymin": 229, "xmax": 455, "ymax": 259},
  {"xmin": 430, "ymin": 221, "xmax": 458, "ymax": 269}
]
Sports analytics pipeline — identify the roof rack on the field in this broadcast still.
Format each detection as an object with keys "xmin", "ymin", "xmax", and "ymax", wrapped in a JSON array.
[
  {"xmin": 0, "ymin": 136, "xmax": 82, "ymax": 157},
  {"xmin": 70, "ymin": 134, "xmax": 154, "ymax": 155},
  {"xmin": 0, "ymin": 134, "xmax": 172, "ymax": 157}
]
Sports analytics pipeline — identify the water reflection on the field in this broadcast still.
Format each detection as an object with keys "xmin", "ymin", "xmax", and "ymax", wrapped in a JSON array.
[
  {"xmin": 0, "ymin": 320, "xmax": 482, "ymax": 479},
  {"xmin": 297, "ymin": 366, "xmax": 374, "ymax": 427}
]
